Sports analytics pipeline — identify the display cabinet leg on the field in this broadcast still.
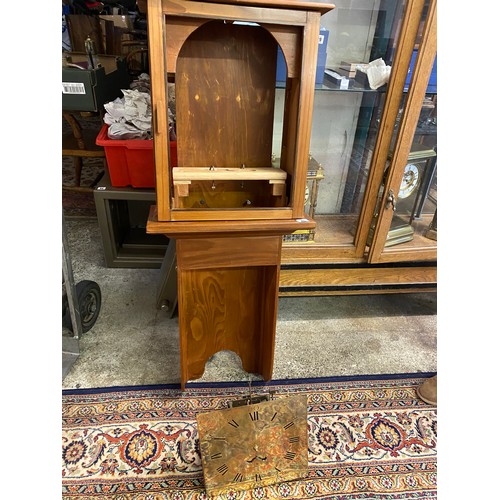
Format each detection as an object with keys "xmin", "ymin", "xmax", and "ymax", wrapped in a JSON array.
[{"xmin": 73, "ymin": 157, "xmax": 83, "ymax": 187}]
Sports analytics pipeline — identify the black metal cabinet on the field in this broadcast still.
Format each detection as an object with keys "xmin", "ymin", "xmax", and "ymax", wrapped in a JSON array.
[{"xmin": 93, "ymin": 174, "xmax": 168, "ymax": 268}]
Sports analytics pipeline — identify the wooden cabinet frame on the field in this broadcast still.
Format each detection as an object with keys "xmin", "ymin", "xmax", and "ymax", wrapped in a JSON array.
[
  {"xmin": 146, "ymin": 0, "xmax": 334, "ymax": 388},
  {"xmin": 147, "ymin": 0, "xmax": 333, "ymax": 223}
]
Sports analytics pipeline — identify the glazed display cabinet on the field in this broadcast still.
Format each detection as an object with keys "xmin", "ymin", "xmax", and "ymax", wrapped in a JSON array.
[{"xmin": 279, "ymin": 0, "xmax": 437, "ymax": 295}]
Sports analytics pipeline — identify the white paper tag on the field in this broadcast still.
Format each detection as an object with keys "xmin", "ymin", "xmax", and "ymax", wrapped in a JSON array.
[{"xmin": 62, "ymin": 82, "xmax": 86, "ymax": 95}]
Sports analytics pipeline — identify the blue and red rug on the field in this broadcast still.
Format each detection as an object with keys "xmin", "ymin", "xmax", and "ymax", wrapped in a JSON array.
[{"xmin": 62, "ymin": 374, "xmax": 437, "ymax": 499}]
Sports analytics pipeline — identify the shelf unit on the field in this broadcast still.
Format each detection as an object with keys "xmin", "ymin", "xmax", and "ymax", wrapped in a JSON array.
[
  {"xmin": 93, "ymin": 173, "xmax": 168, "ymax": 268},
  {"xmin": 278, "ymin": 0, "xmax": 437, "ymax": 292}
]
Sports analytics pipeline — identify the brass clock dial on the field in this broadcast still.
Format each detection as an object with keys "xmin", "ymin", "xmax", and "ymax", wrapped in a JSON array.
[
  {"xmin": 196, "ymin": 394, "xmax": 308, "ymax": 496},
  {"xmin": 398, "ymin": 163, "xmax": 420, "ymax": 199}
]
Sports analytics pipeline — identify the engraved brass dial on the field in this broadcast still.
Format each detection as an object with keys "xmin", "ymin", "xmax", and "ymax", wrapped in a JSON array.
[{"xmin": 196, "ymin": 394, "xmax": 308, "ymax": 496}]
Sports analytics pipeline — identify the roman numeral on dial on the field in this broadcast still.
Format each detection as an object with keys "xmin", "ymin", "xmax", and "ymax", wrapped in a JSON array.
[
  {"xmin": 249, "ymin": 410, "xmax": 259, "ymax": 421},
  {"xmin": 217, "ymin": 464, "xmax": 229, "ymax": 475},
  {"xmin": 228, "ymin": 419, "xmax": 239, "ymax": 428},
  {"xmin": 233, "ymin": 472, "xmax": 243, "ymax": 482},
  {"xmin": 284, "ymin": 451, "xmax": 296, "ymax": 460}
]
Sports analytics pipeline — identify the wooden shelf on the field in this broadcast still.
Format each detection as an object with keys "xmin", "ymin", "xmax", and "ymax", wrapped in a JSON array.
[
  {"xmin": 172, "ymin": 166, "xmax": 287, "ymax": 182},
  {"xmin": 147, "ymin": 206, "xmax": 315, "ymax": 238},
  {"xmin": 282, "ymin": 214, "xmax": 437, "ymax": 264}
]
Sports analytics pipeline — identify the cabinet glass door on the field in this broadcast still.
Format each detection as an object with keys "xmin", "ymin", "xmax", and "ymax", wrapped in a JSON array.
[
  {"xmin": 367, "ymin": 0, "xmax": 436, "ymax": 263},
  {"xmin": 281, "ymin": 0, "xmax": 429, "ymax": 263}
]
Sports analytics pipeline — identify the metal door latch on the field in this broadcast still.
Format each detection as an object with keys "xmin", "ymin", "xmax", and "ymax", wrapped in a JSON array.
[{"xmin": 385, "ymin": 189, "xmax": 396, "ymax": 211}]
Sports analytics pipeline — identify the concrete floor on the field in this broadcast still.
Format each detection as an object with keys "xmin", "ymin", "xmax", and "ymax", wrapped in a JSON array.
[{"xmin": 62, "ymin": 217, "xmax": 437, "ymax": 390}]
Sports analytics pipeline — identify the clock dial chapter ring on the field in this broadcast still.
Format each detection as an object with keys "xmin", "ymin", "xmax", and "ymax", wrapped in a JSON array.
[{"xmin": 398, "ymin": 163, "xmax": 420, "ymax": 199}]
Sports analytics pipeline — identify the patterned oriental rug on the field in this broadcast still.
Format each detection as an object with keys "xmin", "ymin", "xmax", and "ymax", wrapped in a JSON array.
[{"xmin": 62, "ymin": 374, "xmax": 437, "ymax": 499}]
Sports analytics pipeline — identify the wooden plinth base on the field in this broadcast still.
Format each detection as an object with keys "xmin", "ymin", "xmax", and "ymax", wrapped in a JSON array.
[
  {"xmin": 176, "ymin": 235, "xmax": 281, "ymax": 389},
  {"xmin": 147, "ymin": 207, "xmax": 315, "ymax": 390}
]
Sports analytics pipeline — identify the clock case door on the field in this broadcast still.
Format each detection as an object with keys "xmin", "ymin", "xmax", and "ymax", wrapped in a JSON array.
[
  {"xmin": 366, "ymin": 0, "xmax": 437, "ymax": 264},
  {"xmin": 148, "ymin": 0, "xmax": 334, "ymax": 224}
]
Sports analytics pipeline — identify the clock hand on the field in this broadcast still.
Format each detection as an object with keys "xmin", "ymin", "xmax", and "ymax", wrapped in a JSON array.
[{"xmin": 246, "ymin": 455, "xmax": 268, "ymax": 463}]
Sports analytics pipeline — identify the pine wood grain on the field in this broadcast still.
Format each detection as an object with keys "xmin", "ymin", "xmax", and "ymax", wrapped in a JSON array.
[
  {"xmin": 173, "ymin": 167, "xmax": 287, "ymax": 181},
  {"xmin": 177, "ymin": 236, "xmax": 281, "ymax": 269},
  {"xmin": 146, "ymin": 1, "xmax": 334, "ymax": 390},
  {"xmin": 176, "ymin": 22, "xmax": 277, "ymax": 169},
  {"xmin": 147, "ymin": 206, "xmax": 316, "ymax": 235},
  {"xmin": 279, "ymin": 266, "xmax": 437, "ymax": 288},
  {"xmin": 195, "ymin": 0, "xmax": 335, "ymax": 15},
  {"xmin": 176, "ymin": 236, "xmax": 281, "ymax": 388},
  {"xmin": 148, "ymin": 0, "xmax": 172, "ymax": 220}
]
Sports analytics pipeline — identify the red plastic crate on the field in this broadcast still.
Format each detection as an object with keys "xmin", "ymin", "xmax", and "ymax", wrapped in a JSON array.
[{"xmin": 96, "ymin": 124, "xmax": 177, "ymax": 188}]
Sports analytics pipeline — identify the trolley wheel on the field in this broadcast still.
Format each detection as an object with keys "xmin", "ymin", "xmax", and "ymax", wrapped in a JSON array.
[{"xmin": 63, "ymin": 280, "xmax": 102, "ymax": 333}]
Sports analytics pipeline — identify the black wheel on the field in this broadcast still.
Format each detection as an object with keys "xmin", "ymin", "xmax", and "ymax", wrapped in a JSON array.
[{"xmin": 63, "ymin": 280, "xmax": 102, "ymax": 333}]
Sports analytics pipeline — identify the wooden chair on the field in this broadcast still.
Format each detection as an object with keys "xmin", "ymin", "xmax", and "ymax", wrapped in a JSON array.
[{"xmin": 62, "ymin": 112, "xmax": 106, "ymax": 192}]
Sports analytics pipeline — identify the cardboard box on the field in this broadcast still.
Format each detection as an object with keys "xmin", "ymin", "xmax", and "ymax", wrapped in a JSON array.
[{"xmin": 62, "ymin": 55, "xmax": 129, "ymax": 112}]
